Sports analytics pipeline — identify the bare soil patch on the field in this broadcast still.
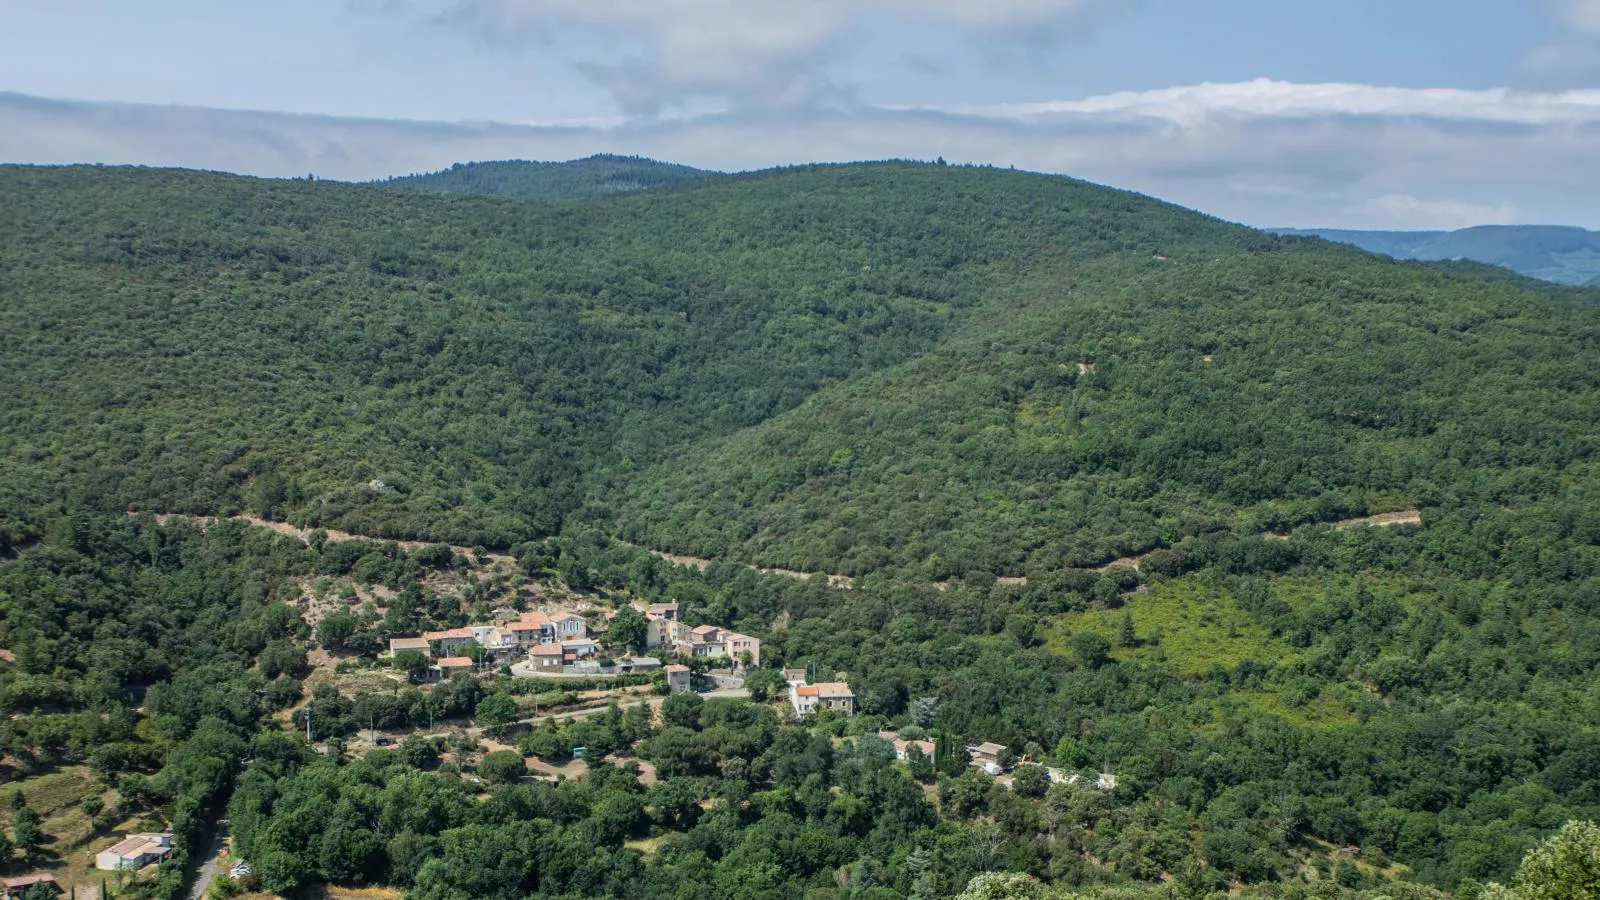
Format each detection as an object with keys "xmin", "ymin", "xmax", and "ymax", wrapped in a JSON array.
[
  {"xmin": 526, "ymin": 756, "xmax": 589, "ymax": 781},
  {"xmin": 140, "ymin": 513, "xmax": 516, "ymax": 571},
  {"xmin": 1261, "ymin": 508, "xmax": 1423, "ymax": 540},
  {"xmin": 1338, "ymin": 509, "xmax": 1422, "ymax": 529},
  {"xmin": 624, "ymin": 542, "xmax": 856, "ymax": 589}
]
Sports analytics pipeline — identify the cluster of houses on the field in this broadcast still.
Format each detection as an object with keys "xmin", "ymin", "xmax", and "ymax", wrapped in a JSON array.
[
  {"xmin": 388, "ymin": 607, "xmax": 597, "ymax": 677},
  {"xmin": 385, "ymin": 602, "xmax": 764, "ymax": 678},
  {"xmin": 640, "ymin": 602, "xmax": 762, "ymax": 667}
]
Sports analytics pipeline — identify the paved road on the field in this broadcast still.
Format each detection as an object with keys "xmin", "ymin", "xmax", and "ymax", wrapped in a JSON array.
[{"xmin": 188, "ymin": 819, "xmax": 229, "ymax": 900}]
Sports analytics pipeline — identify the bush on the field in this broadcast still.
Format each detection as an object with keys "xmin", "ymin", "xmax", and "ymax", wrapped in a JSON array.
[{"xmin": 476, "ymin": 749, "xmax": 527, "ymax": 786}]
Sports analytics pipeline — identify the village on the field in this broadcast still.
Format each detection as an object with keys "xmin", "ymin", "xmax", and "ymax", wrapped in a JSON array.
[
  {"xmin": 2, "ymin": 544, "xmax": 1120, "ymax": 900},
  {"xmin": 383, "ymin": 600, "xmax": 762, "ymax": 683}
]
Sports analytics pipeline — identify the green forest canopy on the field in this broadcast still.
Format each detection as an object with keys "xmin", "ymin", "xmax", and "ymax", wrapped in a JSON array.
[{"xmin": 1, "ymin": 161, "xmax": 1599, "ymax": 897}]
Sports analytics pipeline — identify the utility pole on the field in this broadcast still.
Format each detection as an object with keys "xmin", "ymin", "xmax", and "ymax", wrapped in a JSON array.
[{"xmin": 306, "ymin": 706, "xmax": 312, "ymax": 743}]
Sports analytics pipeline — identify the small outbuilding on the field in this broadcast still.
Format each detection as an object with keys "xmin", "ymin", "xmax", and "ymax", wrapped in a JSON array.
[
  {"xmin": 96, "ymin": 833, "xmax": 173, "ymax": 870},
  {"xmin": 1, "ymin": 874, "xmax": 59, "ymax": 898}
]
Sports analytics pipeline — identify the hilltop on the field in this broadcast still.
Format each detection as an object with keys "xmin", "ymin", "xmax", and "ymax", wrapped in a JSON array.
[{"xmin": 375, "ymin": 154, "xmax": 717, "ymax": 199}]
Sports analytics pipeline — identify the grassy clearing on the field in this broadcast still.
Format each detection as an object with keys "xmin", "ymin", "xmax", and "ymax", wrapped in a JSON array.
[
  {"xmin": 0, "ymin": 766, "xmax": 141, "ymax": 849},
  {"xmin": 318, "ymin": 887, "xmax": 406, "ymax": 900},
  {"xmin": 1045, "ymin": 577, "xmax": 1298, "ymax": 676},
  {"xmin": 0, "ymin": 767, "xmax": 101, "ymax": 820},
  {"xmin": 1218, "ymin": 689, "xmax": 1358, "ymax": 728},
  {"xmin": 624, "ymin": 835, "xmax": 666, "ymax": 858}
]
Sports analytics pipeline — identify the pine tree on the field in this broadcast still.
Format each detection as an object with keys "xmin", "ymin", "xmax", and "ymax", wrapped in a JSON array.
[
  {"xmin": 1118, "ymin": 610, "xmax": 1138, "ymax": 648},
  {"xmin": 12, "ymin": 805, "xmax": 42, "ymax": 854},
  {"xmin": 908, "ymin": 847, "xmax": 936, "ymax": 900}
]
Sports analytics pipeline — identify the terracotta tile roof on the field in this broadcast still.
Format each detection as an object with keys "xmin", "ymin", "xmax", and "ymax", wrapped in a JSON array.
[
  {"xmin": 531, "ymin": 645, "xmax": 564, "ymax": 656},
  {"xmin": 435, "ymin": 656, "xmax": 473, "ymax": 667},
  {"xmin": 795, "ymin": 683, "xmax": 855, "ymax": 698},
  {"xmin": 664, "ymin": 664, "xmax": 690, "ymax": 673},
  {"xmin": 389, "ymin": 637, "xmax": 430, "ymax": 651},
  {"xmin": 423, "ymin": 628, "xmax": 473, "ymax": 640}
]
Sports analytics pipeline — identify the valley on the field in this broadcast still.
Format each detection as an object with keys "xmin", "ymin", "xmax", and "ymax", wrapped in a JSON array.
[{"xmin": 1, "ymin": 161, "xmax": 1598, "ymax": 900}]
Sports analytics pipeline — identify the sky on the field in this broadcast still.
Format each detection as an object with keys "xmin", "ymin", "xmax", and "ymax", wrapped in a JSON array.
[{"xmin": 3, "ymin": 0, "xmax": 1600, "ymax": 228}]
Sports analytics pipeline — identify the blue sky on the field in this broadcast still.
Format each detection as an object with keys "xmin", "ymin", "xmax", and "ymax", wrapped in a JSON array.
[{"xmin": 3, "ymin": 0, "xmax": 1600, "ymax": 228}]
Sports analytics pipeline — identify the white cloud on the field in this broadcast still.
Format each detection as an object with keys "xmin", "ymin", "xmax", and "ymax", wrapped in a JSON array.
[
  {"xmin": 1352, "ymin": 194, "xmax": 1523, "ymax": 231},
  {"xmin": 3, "ymin": 79, "xmax": 1597, "ymax": 229},
  {"xmin": 966, "ymin": 78, "xmax": 1600, "ymax": 126},
  {"xmin": 1553, "ymin": 0, "xmax": 1600, "ymax": 33},
  {"xmin": 1526, "ymin": 1, "xmax": 1600, "ymax": 88},
  {"xmin": 440, "ymin": 0, "xmax": 1115, "ymax": 112}
]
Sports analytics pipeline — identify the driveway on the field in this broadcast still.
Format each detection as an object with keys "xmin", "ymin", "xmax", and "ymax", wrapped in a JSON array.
[{"xmin": 188, "ymin": 819, "xmax": 229, "ymax": 900}]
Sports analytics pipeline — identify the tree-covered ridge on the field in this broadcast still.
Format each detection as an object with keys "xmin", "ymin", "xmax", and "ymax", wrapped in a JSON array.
[
  {"xmin": 0, "ymin": 161, "xmax": 1259, "ymax": 549},
  {"xmin": 375, "ymin": 155, "xmax": 718, "ymax": 199},
  {"xmin": 616, "ymin": 248, "xmax": 1600, "ymax": 579}
]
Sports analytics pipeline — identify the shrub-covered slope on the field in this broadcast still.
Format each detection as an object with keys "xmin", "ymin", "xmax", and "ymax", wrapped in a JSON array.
[{"xmin": 616, "ymin": 247, "xmax": 1600, "ymax": 579}]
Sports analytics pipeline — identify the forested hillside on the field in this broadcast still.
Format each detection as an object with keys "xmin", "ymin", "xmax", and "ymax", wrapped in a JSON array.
[
  {"xmin": 2, "ymin": 162, "xmax": 1599, "ymax": 899},
  {"xmin": 615, "ymin": 248, "xmax": 1600, "ymax": 578},
  {"xmin": 377, "ymin": 155, "xmax": 716, "ymax": 199},
  {"xmin": 0, "ymin": 162, "xmax": 1259, "ymax": 549}
]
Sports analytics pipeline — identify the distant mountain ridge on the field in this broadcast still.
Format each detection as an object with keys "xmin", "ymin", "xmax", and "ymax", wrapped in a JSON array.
[
  {"xmin": 376, "ymin": 154, "xmax": 718, "ymax": 199},
  {"xmin": 1274, "ymin": 224, "xmax": 1600, "ymax": 286}
]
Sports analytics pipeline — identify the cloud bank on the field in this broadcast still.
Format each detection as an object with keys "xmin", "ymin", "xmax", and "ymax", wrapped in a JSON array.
[
  {"xmin": 4, "ymin": 78, "xmax": 1597, "ymax": 229},
  {"xmin": 439, "ymin": 0, "xmax": 1115, "ymax": 113}
]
